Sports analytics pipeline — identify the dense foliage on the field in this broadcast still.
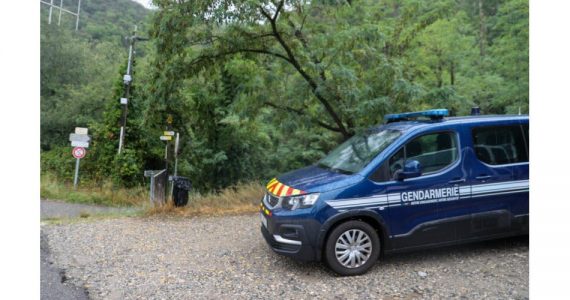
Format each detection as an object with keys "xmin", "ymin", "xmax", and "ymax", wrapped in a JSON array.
[{"xmin": 41, "ymin": 0, "xmax": 529, "ymax": 192}]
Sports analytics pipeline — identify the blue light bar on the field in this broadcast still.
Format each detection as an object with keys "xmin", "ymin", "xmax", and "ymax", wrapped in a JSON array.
[{"xmin": 385, "ymin": 109, "xmax": 449, "ymax": 123}]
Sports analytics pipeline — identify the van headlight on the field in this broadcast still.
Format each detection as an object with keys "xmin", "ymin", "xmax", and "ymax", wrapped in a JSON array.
[{"xmin": 281, "ymin": 193, "xmax": 320, "ymax": 210}]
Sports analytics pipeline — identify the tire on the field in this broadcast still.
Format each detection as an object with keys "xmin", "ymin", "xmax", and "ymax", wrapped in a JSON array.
[{"xmin": 324, "ymin": 220, "xmax": 380, "ymax": 276}]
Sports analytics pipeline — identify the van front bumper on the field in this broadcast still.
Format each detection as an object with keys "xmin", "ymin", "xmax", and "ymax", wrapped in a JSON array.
[{"xmin": 259, "ymin": 212, "xmax": 321, "ymax": 262}]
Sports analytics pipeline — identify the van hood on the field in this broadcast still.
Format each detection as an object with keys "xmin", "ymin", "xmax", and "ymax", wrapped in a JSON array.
[{"xmin": 273, "ymin": 165, "xmax": 363, "ymax": 194}]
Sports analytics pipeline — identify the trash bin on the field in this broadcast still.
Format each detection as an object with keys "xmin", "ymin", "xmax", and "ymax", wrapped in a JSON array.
[{"xmin": 171, "ymin": 176, "xmax": 191, "ymax": 207}]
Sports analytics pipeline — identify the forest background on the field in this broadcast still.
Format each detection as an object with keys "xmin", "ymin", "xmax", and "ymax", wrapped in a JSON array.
[{"xmin": 40, "ymin": 0, "xmax": 528, "ymax": 202}]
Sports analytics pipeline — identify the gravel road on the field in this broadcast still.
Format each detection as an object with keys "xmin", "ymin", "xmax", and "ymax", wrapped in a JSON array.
[
  {"xmin": 41, "ymin": 199, "xmax": 139, "ymax": 219},
  {"xmin": 42, "ymin": 214, "xmax": 528, "ymax": 299},
  {"xmin": 41, "ymin": 231, "xmax": 89, "ymax": 300}
]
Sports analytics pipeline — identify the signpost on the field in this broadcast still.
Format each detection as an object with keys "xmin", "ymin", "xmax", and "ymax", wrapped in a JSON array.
[
  {"xmin": 71, "ymin": 141, "xmax": 89, "ymax": 148},
  {"xmin": 75, "ymin": 127, "xmax": 88, "ymax": 135},
  {"xmin": 174, "ymin": 133, "xmax": 180, "ymax": 177},
  {"xmin": 70, "ymin": 127, "xmax": 90, "ymax": 189},
  {"xmin": 72, "ymin": 147, "xmax": 86, "ymax": 189},
  {"xmin": 161, "ymin": 129, "xmax": 177, "ymax": 200}
]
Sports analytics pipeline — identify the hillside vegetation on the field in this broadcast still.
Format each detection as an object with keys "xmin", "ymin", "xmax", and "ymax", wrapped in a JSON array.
[{"xmin": 41, "ymin": 0, "xmax": 528, "ymax": 197}]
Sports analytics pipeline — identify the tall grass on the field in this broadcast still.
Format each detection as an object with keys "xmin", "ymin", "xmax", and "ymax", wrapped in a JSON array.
[
  {"xmin": 41, "ymin": 173, "xmax": 265, "ymax": 216},
  {"xmin": 40, "ymin": 174, "xmax": 147, "ymax": 207},
  {"xmin": 146, "ymin": 182, "xmax": 265, "ymax": 217}
]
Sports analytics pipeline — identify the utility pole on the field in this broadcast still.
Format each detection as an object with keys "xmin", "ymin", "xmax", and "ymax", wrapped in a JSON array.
[
  {"xmin": 40, "ymin": 0, "xmax": 81, "ymax": 31},
  {"xmin": 75, "ymin": 0, "xmax": 81, "ymax": 31},
  {"xmin": 48, "ymin": 0, "xmax": 54, "ymax": 24},
  {"xmin": 58, "ymin": 0, "xmax": 63, "ymax": 25},
  {"xmin": 117, "ymin": 25, "xmax": 148, "ymax": 154}
]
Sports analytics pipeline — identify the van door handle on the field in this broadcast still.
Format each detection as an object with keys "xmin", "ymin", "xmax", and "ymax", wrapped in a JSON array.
[
  {"xmin": 449, "ymin": 178, "xmax": 466, "ymax": 184},
  {"xmin": 476, "ymin": 175, "xmax": 491, "ymax": 181}
]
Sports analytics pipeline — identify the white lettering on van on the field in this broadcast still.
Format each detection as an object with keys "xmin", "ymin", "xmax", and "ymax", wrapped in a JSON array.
[{"xmin": 401, "ymin": 186, "xmax": 459, "ymax": 204}]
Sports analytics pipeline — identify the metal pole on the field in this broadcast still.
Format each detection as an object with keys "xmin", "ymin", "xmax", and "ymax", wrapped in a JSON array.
[
  {"xmin": 169, "ymin": 133, "xmax": 179, "ymax": 202},
  {"xmin": 58, "ymin": 0, "xmax": 63, "ymax": 26},
  {"xmin": 75, "ymin": 0, "xmax": 81, "ymax": 31},
  {"xmin": 149, "ymin": 176, "xmax": 155, "ymax": 205},
  {"xmin": 118, "ymin": 26, "xmax": 137, "ymax": 155},
  {"xmin": 174, "ymin": 133, "xmax": 179, "ymax": 176},
  {"xmin": 48, "ymin": 0, "xmax": 54, "ymax": 24},
  {"xmin": 126, "ymin": 34, "xmax": 134, "ymax": 75},
  {"xmin": 118, "ymin": 127, "xmax": 125, "ymax": 154},
  {"xmin": 165, "ymin": 141, "xmax": 171, "ymax": 201},
  {"xmin": 164, "ymin": 144, "xmax": 169, "ymax": 169},
  {"xmin": 73, "ymin": 158, "xmax": 80, "ymax": 190}
]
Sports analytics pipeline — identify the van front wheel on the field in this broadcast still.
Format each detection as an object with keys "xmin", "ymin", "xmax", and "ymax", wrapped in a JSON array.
[{"xmin": 324, "ymin": 220, "xmax": 380, "ymax": 276}]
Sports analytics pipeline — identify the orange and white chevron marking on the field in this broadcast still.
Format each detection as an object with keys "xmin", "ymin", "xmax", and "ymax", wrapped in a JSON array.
[{"xmin": 266, "ymin": 178, "xmax": 305, "ymax": 197}]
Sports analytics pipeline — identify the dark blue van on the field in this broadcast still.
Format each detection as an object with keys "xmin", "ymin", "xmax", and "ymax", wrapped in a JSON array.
[{"xmin": 260, "ymin": 109, "xmax": 529, "ymax": 276}]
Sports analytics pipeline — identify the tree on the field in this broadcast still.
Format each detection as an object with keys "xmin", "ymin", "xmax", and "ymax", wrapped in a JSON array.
[{"xmin": 150, "ymin": 0, "xmax": 453, "ymax": 140}]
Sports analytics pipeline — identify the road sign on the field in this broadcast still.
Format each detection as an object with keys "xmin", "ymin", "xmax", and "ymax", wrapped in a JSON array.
[
  {"xmin": 72, "ymin": 147, "xmax": 86, "ymax": 159},
  {"xmin": 160, "ymin": 135, "xmax": 172, "ymax": 141},
  {"xmin": 75, "ymin": 127, "xmax": 88, "ymax": 135},
  {"xmin": 164, "ymin": 131, "xmax": 175, "ymax": 136},
  {"xmin": 71, "ymin": 141, "xmax": 89, "ymax": 148},
  {"xmin": 69, "ymin": 133, "xmax": 91, "ymax": 142}
]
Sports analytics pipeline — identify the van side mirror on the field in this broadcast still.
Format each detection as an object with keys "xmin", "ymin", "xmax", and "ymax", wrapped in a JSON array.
[{"xmin": 396, "ymin": 160, "xmax": 422, "ymax": 181}]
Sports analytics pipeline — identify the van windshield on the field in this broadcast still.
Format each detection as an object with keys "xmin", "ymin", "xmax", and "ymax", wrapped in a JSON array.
[{"xmin": 317, "ymin": 129, "xmax": 402, "ymax": 174}]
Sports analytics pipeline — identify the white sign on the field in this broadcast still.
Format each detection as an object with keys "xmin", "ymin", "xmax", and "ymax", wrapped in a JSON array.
[
  {"xmin": 160, "ymin": 136, "xmax": 172, "ymax": 141},
  {"xmin": 69, "ymin": 134, "xmax": 91, "ymax": 142},
  {"xmin": 75, "ymin": 127, "xmax": 88, "ymax": 135},
  {"xmin": 120, "ymin": 97, "xmax": 128, "ymax": 105},
  {"xmin": 71, "ymin": 141, "xmax": 90, "ymax": 148},
  {"xmin": 72, "ymin": 147, "xmax": 86, "ymax": 159}
]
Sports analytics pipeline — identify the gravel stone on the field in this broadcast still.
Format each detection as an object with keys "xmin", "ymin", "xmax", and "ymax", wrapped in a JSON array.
[{"xmin": 42, "ymin": 214, "xmax": 529, "ymax": 299}]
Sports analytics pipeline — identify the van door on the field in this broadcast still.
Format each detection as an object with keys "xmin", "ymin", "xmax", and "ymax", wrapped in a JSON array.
[
  {"xmin": 441, "ymin": 123, "xmax": 529, "ymax": 240},
  {"xmin": 369, "ymin": 130, "xmax": 465, "ymax": 249}
]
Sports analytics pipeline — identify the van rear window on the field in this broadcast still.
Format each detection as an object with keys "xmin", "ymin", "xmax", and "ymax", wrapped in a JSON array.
[{"xmin": 472, "ymin": 125, "xmax": 528, "ymax": 165}]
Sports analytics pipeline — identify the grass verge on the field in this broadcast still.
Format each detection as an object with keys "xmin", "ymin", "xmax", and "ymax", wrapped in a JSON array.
[
  {"xmin": 41, "ymin": 174, "xmax": 265, "ymax": 218},
  {"xmin": 41, "ymin": 174, "xmax": 147, "ymax": 207},
  {"xmin": 146, "ymin": 182, "xmax": 264, "ymax": 217}
]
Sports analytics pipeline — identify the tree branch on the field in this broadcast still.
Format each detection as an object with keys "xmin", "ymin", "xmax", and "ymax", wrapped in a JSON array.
[
  {"xmin": 264, "ymin": 101, "xmax": 341, "ymax": 132},
  {"xmin": 187, "ymin": 47, "xmax": 291, "ymax": 67},
  {"xmin": 259, "ymin": 3, "xmax": 351, "ymax": 138}
]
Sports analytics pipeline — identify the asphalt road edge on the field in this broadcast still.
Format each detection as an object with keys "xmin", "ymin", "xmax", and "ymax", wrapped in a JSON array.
[{"xmin": 41, "ymin": 230, "xmax": 89, "ymax": 300}]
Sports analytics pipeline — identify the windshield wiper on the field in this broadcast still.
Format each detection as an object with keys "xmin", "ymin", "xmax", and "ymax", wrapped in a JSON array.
[
  {"xmin": 317, "ymin": 163, "xmax": 353, "ymax": 175},
  {"xmin": 331, "ymin": 167, "xmax": 354, "ymax": 175}
]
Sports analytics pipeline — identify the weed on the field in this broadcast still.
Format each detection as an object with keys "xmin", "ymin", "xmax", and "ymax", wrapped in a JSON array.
[
  {"xmin": 146, "ymin": 182, "xmax": 264, "ymax": 217},
  {"xmin": 41, "ymin": 173, "xmax": 147, "ymax": 207}
]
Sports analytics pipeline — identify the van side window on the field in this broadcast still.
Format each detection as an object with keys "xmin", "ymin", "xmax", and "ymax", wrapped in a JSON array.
[
  {"xmin": 472, "ymin": 125, "xmax": 528, "ymax": 165},
  {"xmin": 406, "ymin": 132, "xmax": 458, "ymax": 174},
  {"xmin": 370, "ymin": 132, "xmax": 458, "ymax": 182}
]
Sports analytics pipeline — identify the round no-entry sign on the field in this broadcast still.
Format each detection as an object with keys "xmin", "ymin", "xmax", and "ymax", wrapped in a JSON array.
[{"xmin": 72, "ymin": 147, "xmax": 86, "ymax": 159}]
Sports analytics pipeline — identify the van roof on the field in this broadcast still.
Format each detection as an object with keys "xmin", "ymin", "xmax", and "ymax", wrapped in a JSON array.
[{"xmin": 375, "ymin": 114, "xmax": 528, "ymax": 132}]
